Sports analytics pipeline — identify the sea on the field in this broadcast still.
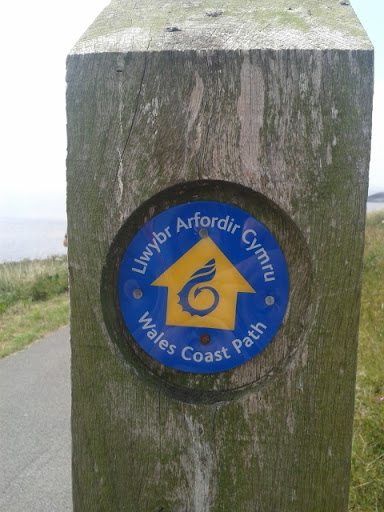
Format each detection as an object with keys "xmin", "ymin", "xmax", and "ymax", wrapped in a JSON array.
[
  {"xmin": 0, "ymin": 218, "xmax": 67, "ymax": 263},
  {"xmin": 0, "ymin": 203, "xmax": 383, "ymax": 263},
  {"xmin": 367, "ymin": 202, "xmax": 384, "ymax": 213}
]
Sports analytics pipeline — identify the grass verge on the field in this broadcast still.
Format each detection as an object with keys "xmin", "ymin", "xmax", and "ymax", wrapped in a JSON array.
[
  {"xmin": 0, "ymin": 293, "xmax": 69, "ymax": 358},
  {"xmin": 349, "ymin": 211, "xmax": 384, "ymax": 511},
  {"xmin": 0, "ymin": 255, "xmax": 69, "ymax": 358}
]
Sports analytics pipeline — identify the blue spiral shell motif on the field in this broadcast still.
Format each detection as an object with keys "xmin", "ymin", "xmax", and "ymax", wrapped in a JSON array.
[{"xmin": 177, "ymin": 258, "xmax": 219, "ymax": 317}]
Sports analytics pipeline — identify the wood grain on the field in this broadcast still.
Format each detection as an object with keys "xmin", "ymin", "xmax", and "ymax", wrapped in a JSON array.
[{"xmin": 67, "ymin": 1, "xmax": 373, "ymax": 510}]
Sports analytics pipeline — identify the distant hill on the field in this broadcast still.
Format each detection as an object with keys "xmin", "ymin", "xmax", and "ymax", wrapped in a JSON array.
[{"xmin": 367, "ymin": 192, "xmax": 384, "ymax": 202}]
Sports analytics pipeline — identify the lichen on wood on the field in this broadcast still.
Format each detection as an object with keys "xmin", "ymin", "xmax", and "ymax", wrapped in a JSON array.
[
  {"xmin": 67, "ymin": 1, "xmax": 373, "ymax": 510},
  {"xmin": 71, "ymin": 0, "xmax": 372, "ymax": 55}
]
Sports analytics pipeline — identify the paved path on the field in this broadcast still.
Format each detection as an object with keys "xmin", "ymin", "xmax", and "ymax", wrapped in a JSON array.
[{"xmin": 0, "ymin": 327, "xmax": 72, "ymax": 512}]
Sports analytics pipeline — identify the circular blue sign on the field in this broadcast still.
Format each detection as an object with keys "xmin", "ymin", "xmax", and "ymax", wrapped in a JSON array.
[{"xmin": 118, "ymin": 201, "xmax": 289, "ymax": 373}]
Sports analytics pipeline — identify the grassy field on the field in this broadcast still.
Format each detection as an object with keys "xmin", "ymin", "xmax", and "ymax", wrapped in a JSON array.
[
  {"xmin": 0, "ymin": 255, "xmax": 69, "ymax": 358},
  {"xmin": 349, "ymin": 210, "xmax": 384, "ymax": 511},
  {"xmin": 0, "ymin": 213, "xmax": 383, "ymax": 509}
]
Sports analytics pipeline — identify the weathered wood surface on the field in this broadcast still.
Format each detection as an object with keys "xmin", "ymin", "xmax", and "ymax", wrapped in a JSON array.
[
  {"xmin": 67, "ymin": 1, "xmax": 373, "ymax": 510},
  {"xmin": 72, "ymin": 0, "xmax": 371, "ymax": 53}
]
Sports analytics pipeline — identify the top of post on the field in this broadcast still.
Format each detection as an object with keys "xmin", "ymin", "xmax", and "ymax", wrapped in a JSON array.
[{"xmin": 71, "ymin": 0, "xmax": 372, "ymax": 55}]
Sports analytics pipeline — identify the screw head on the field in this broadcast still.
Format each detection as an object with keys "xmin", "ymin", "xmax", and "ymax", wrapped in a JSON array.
[
  {"xmin": 132, "ymin": 289, "xmax": 143, "ymax": 299},
  {"xmin": 199, "ymin": 334, "xmax": 211, "ymax": 345},
  {"xmin": 265, "ymin": 296, "xmax": 275, "ymax": 306},
  {"xmin": 199, "ymin": 228, "xmax": 208, "ymax": 238}
]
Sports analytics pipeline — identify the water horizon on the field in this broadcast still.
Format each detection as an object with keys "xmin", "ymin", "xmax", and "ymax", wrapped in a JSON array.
[
  {"xmin": 367, "ymin": 201, "xmax": 384, "ymax": 213},
  {"xmin": 0, "ymin": 217, "xmax": 67, "ymax": 263},
  {"xmin": 1, "ymin": 204, "xmax": 383, "ymax": 264}
]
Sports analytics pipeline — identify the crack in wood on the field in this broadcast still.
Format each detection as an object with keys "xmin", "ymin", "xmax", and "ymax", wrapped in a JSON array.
[{"xmin": 111, "ymin": 51, "xmax": 149, "ymax": 205}]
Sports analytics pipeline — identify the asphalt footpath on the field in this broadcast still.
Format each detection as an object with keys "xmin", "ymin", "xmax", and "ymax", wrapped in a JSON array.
[{"xmin": 0, "ymin": 326, "xmax": 72, "ymax": 512}]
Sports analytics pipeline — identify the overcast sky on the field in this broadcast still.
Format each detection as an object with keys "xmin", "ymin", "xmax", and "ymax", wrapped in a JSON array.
[{"xmin": 0, "ymin": 0, "xmax": 382, "ymax": 220}]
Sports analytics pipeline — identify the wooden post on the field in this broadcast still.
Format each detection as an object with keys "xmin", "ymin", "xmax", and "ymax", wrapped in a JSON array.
[{"xmin": 66, "ymin": 1, "xmax": 373, "ymax": 510}]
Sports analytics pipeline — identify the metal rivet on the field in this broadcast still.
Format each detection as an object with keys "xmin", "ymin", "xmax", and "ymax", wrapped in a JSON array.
[
  {"xmin": 200, "ymin": 334, "xmax": 210, "ymax": 345},
  {"xmin": 199, "ymin": 228, "xmax": 208, "ymax": 238},
  {"xmin": 265, "ymin": 296, "xmax": 275, "ymax": 306},
  {"xmin": 133, "ymin": 289, "xmax": 143, "ymax": 299}
]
